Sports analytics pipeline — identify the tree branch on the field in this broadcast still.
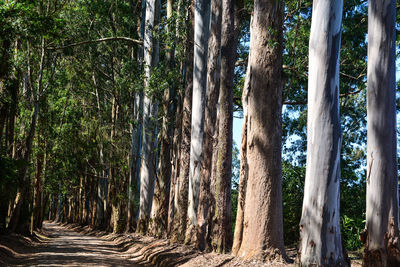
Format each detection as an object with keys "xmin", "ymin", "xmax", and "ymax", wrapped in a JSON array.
[{"xmin": 46, "ymin": 37, "xmax": 143, "ymax": 50}]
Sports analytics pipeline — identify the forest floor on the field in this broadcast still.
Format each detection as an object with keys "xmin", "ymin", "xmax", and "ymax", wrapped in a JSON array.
[{"xmin": 0, "ymin": 221, "xmax": 362, "ymax": 266}]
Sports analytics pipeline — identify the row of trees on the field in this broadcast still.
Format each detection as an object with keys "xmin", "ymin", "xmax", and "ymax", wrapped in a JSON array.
[{"xmin": 0, "ymin": 0, "xmax": 399, "ymax": 266}]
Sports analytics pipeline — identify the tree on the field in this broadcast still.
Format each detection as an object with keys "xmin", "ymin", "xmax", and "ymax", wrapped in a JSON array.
[
  {"xmin": 169, "ymin": 0, "xmax": 194, "ymax": 242},
  {"xmin": 361, "ymin": 0, "xmax": 400, "ymax": 265},
  {"xmin": 298, "ymin": 0, "xmax": 349, "ymax": 266},
  {"xmin": 213, "ymin": 0, "xmax": 236, "ymax": 253},
  {"xmin": 196, "ymin": 0, "xmax": 222, "ymax": 251},
  {"xmin": 185, "ymin": 0, "xmax": 211, "ymax": 243},
  {"xmin": 234, "ymin": 0, "xmax": 289, "ymax": 262},
  {"xmin": 137, "ymin": 0, "xmax": 161, "ymax": 234}
]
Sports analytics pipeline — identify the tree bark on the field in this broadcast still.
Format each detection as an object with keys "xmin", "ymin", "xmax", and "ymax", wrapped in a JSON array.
[
  {"xmin": 362, "ymin": 0, "xmax": 400, "ymax": 266},
  {"xmin": 169, "ymin": 1, "xmax": 194, "ymax": 242},
  {"xmin": 185, "ymin": 0, "xmax": 211, "ymax": 245},
  {"xmin": 232, "ymin": 21, "xmax": 251, "ymax": 253},
  {"xmin": 212, "ymin": 0, "xmax": 236, "ymax": 253},
  {"xmin": 236, "ymin": 0, "xmax": 289, "ymax": 262},
  {"xmin": 195, "ymin": 0, "xmax": 222, "ymax": 251},
  {"xmin": 149, "ymin": 0, "xmax": 176, "ymax": 238},
  {"xmin": 137, "ymin": 0, "xmax": 160, "ymax": 234},
  {"xmin": 32, "ymin": 140, "xmax": 44, "ymax": 231},
  {"xmin": 299, "ymin": 0, "xmax": 348, "ymax": 266},
  {"xmin": 127, "ymin": 0, "xmax": 146, "ymax": 233}
]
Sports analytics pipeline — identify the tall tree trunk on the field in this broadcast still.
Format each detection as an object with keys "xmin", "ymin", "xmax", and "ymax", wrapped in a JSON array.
[
  {"xmin": 32, "ymin": 141, "xmax": 44, "ymax": 231},
  {"xmin": 169, "ymin": 1, "xmax": 194, "ymax": 242},
  {"xmin": 236, "ymin": 0, "xmax": 289, "ymax": 262},
  {"xmin": 299, "ymin": 0, "xmax": 348, "ymax": 266},
  {"xmin": 109, "ymin": 94, "xmax": 120, "ymax": 232},
  {"xmin": 137, "ymin": 0, "xmax": 160, "ymax": 234},
  {"xmin": 195, "ymin": 0, "xmax": 222, "ymax": 252},
  {"xmin": 232, "ymin": 22, "xmax": 251, "ymax": 253},
  {"xmin": 149, "ymin": 0, "xmax": 176, "ymax": 238},
  {"xmin": 185, "ymin": 0, "xmax": 211, "ymax": 244},
  {"xmin": 362, "ymin": 0, "xmax": 400, "ymax": 265},
  {"xmin": 127, "ymin": 0, "xmax": 146, "ymax": 232},
  {"xmin": 212, "ymin": 0, "xmax": 236, "ymax": 253}
]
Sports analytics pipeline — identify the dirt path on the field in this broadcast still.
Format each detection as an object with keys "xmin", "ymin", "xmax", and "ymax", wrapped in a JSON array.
[
  {"xmin": 15, "ymin": 222, "xmax": 139, "ymax": 267},
  {"xmin": 1, "ymin": 222, "xmax": 361, "ymax": 267}
]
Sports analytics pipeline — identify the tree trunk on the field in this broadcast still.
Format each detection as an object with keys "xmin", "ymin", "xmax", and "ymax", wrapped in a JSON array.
[
  {"xmin": 127, "ymin": 0, "xmax": 146, "ymax": 233},
  {"xmin": 299, "ymin": 0, "xmax": 348, "ymax": 266},
  {"xmin": 236, "ymin": 0, "xmax": 289, "ymax": 262},
  {"xmin": 32, "ymin": 143, "xmax": 44, "ymax": 231},
  {"xmin": 212, "ymin": 0, "xmax": 236, "ymax": 253},
  {"xmin": 362, "ymin": 0, "xmax": 400, "ymax": 266},
  {"xmin": 169, "ymin": 1, "xmax": 194, "ymax": 242},
  {"xmin": 195, "ymin": 0, "xmax": 222, "ymax": 251},
  {"xmin": 185, "ymin": 0, "xmax": 211, "ymax": 245},
  {"xmin": 149, "ymin": 0, "xmax": 176, "ymax": 238},
  {"xmin": 137, "ymin": 0, "xmax": 160, "ymax": 234},
  {"xmin": 232, "ymin": 26, "xmax": 251, "ymax": 253}
]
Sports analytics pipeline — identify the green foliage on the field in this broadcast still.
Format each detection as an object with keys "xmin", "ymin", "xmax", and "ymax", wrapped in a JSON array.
[
  {"xmin": 282, "ymin": 162, "xmax": 305, "ymax": 246},
  {"xmin": 341, "ymin": 214, "xmax": 364, "ymax": 251},
  {"xmin": 231, "ymin": 141, "xmax": 240, "ymax": 231}
]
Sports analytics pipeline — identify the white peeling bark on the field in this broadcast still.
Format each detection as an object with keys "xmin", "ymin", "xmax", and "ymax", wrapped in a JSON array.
[
  {"xmin": 186, "ymin": 0, "xmax": 211, "ymax": 232},
  {"xmin": 299, "ymin": 0, "xmax": 347, "ymax": 266},
  {"xmin": 363, "ymin": 0, "xmax": 399, "ymax": 265},
  {"xmin": 137, "ymin": 0, "xmax": 160, "ymax": 233}
]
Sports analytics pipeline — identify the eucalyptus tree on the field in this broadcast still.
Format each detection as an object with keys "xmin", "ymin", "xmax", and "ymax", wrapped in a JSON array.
[
  {"xmin": 196, "ymin": 0, "xmax": 222, "ymax": 251},
  {"xmin": 213, "ymin": 0, "xmax": 236, "ymax": 253},
  {"xmin": 149, "ymin": 0, "xmax": 177, "ymax": 237},
  {"xmin": 127, "ymin": 0, "xmax": 146, "ymax": 232},
  {"xmin": 137, "ymin": 0, "xmax": 161, "ymax": 234},
  {"xmin": 185, "ymin": 0, "xmax": 211, "ymax": 243},
  {"xmin": 361, "ymin": 0, "xmax": 400, "ymax": 265},
  {"xmin": 234, "ymin": 0, "xmax": 289, "ymax": 262},
  {"xmin": 299, "ymin": 0, "xmax": 348, "ymax": 266},
  {"xmin": 169, "ymin": 0, "xmax": 194, "ymax": 242}
]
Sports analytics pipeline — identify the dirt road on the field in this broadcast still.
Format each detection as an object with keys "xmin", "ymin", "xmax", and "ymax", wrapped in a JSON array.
[{"xmin": 15, "ymin": 222, "xmax": 138, "ymax": 267}]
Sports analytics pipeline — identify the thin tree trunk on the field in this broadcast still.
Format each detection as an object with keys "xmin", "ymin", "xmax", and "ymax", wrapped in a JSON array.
[
  {"xmin": 299, "ymin": 0, "xmax": 348, "ymax": 266},
  {"xmin": 185, "ymin": 0, "xmax": 211, "ymax": 244},
  {"xmin": 362, "ymin": 0, "xmax": 400, "ymax": 265},
  {"xmin": 169, "ymin": 1, "xmax": 194, "ymax": 242},
  {"xmin": 232, "ymin": 22, "xmax": 251, "ymax": 253},
  {"xmin": 137, "ymin": 0, "xmax": 161, "ymax": 234},
  {"xmin": 32, "ymin": 141, "xmax": 44, "ymax": 231},
  {"xmin": 127, "ymin": 0, "xmax": 146, "ymax": 232},
  {"xmin": 213, "ymin": 0, "xmax": 236, "ymax": 253},
  {"xmin": 149, "ymin": 0, "xmax": 176, "ymax": 238}
]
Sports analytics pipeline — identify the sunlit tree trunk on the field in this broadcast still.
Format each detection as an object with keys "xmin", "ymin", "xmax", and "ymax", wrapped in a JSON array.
[
  {"xmin": 185, "ymin": 0, "xmax": 211, "ymax": 245},
  {"xmin": 362, "ymin": 0, "xmax": 400, "ymax": 266},
  {"xmin": 137, "ymin": 0, "xmax": 160, "ymax": 234},
  {"xmin": 235, "ymin": 0, "xmax": 289, "ymax": 262},
  {"xmin": 196, "ymin": 0, "xmax": 222, "ymax": 251},
  {"xmin": 299, "ymin": 0, "xmax": 348, "ymax": 266}
]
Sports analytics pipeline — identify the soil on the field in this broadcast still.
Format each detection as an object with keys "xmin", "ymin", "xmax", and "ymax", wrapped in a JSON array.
[{"xmin": 0, "ymin": 221, "xmax": 362, "ymax": 266}]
